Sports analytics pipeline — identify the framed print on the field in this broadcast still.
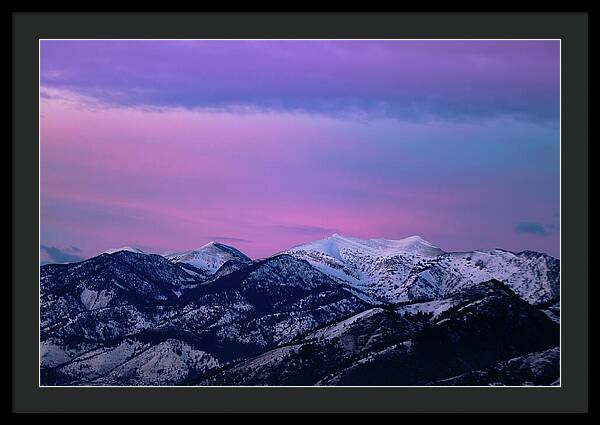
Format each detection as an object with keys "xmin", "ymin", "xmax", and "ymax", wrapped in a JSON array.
[{"xmin": 12, "ymin": 12, "xmax": 588, "ymax": 413}]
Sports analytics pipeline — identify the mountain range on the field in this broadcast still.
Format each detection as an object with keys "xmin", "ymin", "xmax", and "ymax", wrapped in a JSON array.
[{"xmin": 40, "ymin": 234, "xmax": 560, "ymax": 386}]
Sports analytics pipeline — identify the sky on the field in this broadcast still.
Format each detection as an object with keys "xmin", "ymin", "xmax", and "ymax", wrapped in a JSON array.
[{"xmin": 40, "ymin": 40, "xmax": 560, "ymax": 261}]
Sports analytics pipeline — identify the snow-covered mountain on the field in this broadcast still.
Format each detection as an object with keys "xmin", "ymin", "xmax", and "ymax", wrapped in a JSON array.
[
  {"xmin": 286, "ymin": 234, "xmax": 559, "ymax": 305},
  {"xmin": 165, "ymin": 242, "xmax": 251, "ymax": 277},
  {"xmin": 39, "ymin": 233, "xmax": 560, "ymax": 386},
  {"xmin": 202, "ymin": 280, "xmax": 559, "ymax": 386},
  {"xmin": 40, "ymin": 252, "xmax": 365, "ymax": 385},
  {"xmin": 103, "ymin": 246, "xmax": 145, "ymax": 255},
  {"xmin": 40, "ymin": 251, "xmax": 206, "ymax": 328},
  {"xmin": 400, "ymin": 249, "xmax": 559, "ymax": 305}
]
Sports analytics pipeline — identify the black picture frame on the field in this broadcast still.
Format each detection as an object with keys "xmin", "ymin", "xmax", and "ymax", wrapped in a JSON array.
[{"xmin": 12, "ymin": 12, "xmax": 588, "ymax": 413}]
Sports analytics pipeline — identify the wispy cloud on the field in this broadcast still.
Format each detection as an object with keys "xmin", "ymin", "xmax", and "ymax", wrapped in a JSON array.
[
  {"xmin": 40, "ymin": 245, "xmax": 83, "ymax": 264},
  {"xmin": 515, "ymin": 221, "xmax": 548, "ymax": 236},
  {"xmin": 274, "ymin": 224, "xmax": 338, "ymax": 236},
  {"xmin": 204, "ymin": 236, "xmax": 253, "ymax": 244}
]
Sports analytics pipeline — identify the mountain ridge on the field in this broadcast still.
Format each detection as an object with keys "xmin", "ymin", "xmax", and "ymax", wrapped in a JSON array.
[
  {"xmin": 285, "ymin": 234, "xmax": 559, "ymax": 305},
  {"xmin": 45, "ymin": 235, "xmax": 559, "ymax": 306},
  {"xmin": 39, "ymin": 234, "xmax": 560, "ymax": 386}
]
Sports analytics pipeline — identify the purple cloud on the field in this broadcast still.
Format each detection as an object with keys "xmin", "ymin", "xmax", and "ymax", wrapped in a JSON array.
[{"xmin": 40, "ymin": 40, "xmax": 559, "ymax": 122}]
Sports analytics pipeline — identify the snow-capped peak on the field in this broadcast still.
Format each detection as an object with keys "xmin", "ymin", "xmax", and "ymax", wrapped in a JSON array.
[
  {"xmin": 286, "ymin": 233, "xmax": 558, "ymax": 305},
  {"xmin": 165, "ymin": 241, "xmax": 250, "ymax": 274},
  {"xmin": 369, "ymin": 235, "xmax": 442, "ymax": 255},
  {"xmin": 196, "ymin": 241, "xmax": 219, "ymax": 250},
  {"xmin": 103, "ymin": 246, "xmax": 145, "ymax": 255},
  {"xmin": 289, "ymin": 234, "xmax": 444, "ymax": 259}
]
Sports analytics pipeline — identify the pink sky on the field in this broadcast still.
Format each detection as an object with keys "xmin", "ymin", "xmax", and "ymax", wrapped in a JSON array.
[{"xmin": 40, "ymin": 40, "xmax": 560, "ymax": 261}]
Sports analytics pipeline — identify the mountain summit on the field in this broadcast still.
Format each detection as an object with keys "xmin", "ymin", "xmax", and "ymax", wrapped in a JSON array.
[
  {"xmin": 165, "ymin": 241, "xmax": 251, "ymax": 276},
  {"xmin": 286, "ymin": 234, "xmax": 558, "ymax": 305},
  {"xmin": 103, "ymin": 246, "xmax": 145, "ymax": 255},
  {"xmin": 289, "ymin": 234, "xmax": 444, "ymax": 260}
]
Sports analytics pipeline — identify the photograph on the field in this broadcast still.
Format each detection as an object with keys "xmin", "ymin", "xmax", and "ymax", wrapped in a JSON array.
[{"xmin": 39, "ymin": 39, "xmax": 561, "ymax": 387}]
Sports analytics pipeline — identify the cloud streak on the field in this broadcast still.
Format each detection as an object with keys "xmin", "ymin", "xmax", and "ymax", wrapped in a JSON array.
[
  {"xmin": 515, "ymin": 222, "xmax": 548, "ymax": 236},
  {"xmin": 274, "ymin": 225, "xmax": 339, "ymax": 236},
  {"xmin": 203, "ymin": 236, "xmax": 253, "ymax": 244},
  {"xmin": 40, "ymin": 40, "xmax": 560, "ymax": 122},
  {"xmin": 40, "ymin": 245, "xmax": 83, "ymax": 264}
]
